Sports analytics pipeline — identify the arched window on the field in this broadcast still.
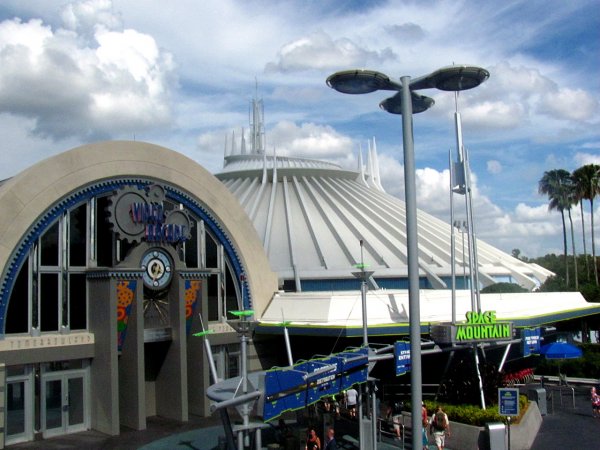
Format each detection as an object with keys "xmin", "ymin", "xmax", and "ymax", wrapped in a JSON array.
[{"xmin": 3, "ymin": 180, "xmax": 247, "ymax": 335}]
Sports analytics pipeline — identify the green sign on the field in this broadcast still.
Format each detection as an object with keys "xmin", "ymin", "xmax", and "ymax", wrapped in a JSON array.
[{"xmin": 454, "ymin": 311, "xmax": 512, "ymax": 342}]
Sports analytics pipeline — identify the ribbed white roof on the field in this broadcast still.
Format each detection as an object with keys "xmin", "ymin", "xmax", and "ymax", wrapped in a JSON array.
[
  {"xmin": 215, "ymin": 98, "xmax": 552, "ymax": 291},
  {"xmin": 216, "ymin": 152, "xmax": 551, "ymax": 290}
]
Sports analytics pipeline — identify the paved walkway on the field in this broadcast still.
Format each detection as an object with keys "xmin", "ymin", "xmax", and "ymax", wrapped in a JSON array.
[
  {"xmin": 529, "ymin": 382, "xmax": 598, "ymax": 450},
  {"xmin": 6, "ymin": 382, "xmax": 599, "ymax": 449}
]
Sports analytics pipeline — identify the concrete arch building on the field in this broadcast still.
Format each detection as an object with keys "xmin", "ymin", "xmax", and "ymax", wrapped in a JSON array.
[{"xmin": 0, "ymin": 141, "xmax": 277, "ymax": 447}]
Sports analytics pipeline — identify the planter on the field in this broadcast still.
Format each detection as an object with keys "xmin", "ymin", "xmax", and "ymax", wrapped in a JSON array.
[{"xmin": 401, "ymin": 401, "xmax": 542, "ymax": 450}]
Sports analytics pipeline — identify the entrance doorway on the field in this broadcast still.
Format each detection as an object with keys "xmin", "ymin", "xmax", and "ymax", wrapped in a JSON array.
[
  {"xmin": 4, "ymin": 367, "xmax": 33, "ymax": 445},
  {"xmin": 41, "ymin": 368, "xmax": 89, "ymax": 438}
]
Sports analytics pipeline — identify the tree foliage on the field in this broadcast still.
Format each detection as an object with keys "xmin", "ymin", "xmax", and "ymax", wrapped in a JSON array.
[{"xmin": 481, "ymin": 282, "xmax": 528, "ymax": 293}]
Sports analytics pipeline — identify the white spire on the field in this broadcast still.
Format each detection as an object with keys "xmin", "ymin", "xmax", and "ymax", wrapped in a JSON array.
[
  {"xmin": 366, "ymin": 140, "xmax": 377, "ymax": 189},
  {"xmin": 372, "ymin": 137, "xmax": 385, "ymax": 192},
  {"xmin": 231, "ymin": 130, "xmax": 236, "ymax": 156},
  {"xmin": 250, "ymin": 86, "xmax": 265, "ymax": 154},
  {"xmin": 357, "ymin": 144, "xmax": 368, "ymax": 186},
  {"xmin": 241, "ymin": 127, "xmax": 246, "ymax": 155}
]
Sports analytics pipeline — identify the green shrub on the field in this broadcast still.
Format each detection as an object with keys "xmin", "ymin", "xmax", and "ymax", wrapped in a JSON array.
[
  {"xmin": 422, "ymin": 395, "xmax": 528, "ymax": 427},
  {"xmin": 481, "ymin": 282, "xmax": 529, "ymax": 293}
]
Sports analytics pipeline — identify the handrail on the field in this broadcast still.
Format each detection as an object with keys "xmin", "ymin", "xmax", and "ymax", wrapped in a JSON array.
[
  {"xmin": 533, "ymin": 374, "xmax": 599, "ymax": 385},
  {"xmin": 377, "ymin": 416, "xmax": 404, "ymax": 448}
]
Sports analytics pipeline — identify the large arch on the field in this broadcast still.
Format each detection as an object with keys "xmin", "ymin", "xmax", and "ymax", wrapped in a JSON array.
[{"xmin": 0, "ymin": 140, "xmax": 278, "ymax": 332}]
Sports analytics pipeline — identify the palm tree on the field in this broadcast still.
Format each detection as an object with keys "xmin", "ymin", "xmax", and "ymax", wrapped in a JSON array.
[
  {"xmin": 573, "ymin": 168, "xmax": 591, "ymax": 278},
  {"xmin": 572, "ymin": 164, "xmax": 600, "ymax": 286},
  {"xmin": 565, "ymin": 182, "xmax": 579, "ymax": 290},
  {"xmin": 539, "ymin": 169, "xmax": 572, "ymax": 287}
]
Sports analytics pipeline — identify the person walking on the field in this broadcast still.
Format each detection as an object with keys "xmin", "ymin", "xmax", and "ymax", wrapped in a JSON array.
[
  {"xmin": 390, "ymin": 400, "xmax": 403, "ymax": 439},
  {"xmin": 430, "ymin": 405, "xmax": 450, "ymax": 450},
  {"xmin": 324, "ymin": 427, "xmax": 337, "ymax": 450},
  {"xmin": 422, "ymin": 402, "xmax": 429, "ymax": 447},
  {"xmin": 591, "ymin": 387, "xmax": 600, "ymax": 418},
  {"xmin": 346, "ymin": 387, "xmax": 358, "ymax": 418},
  {"xmin": 305, "ymin": 428, "xmax": 321, "ymax": 450}
]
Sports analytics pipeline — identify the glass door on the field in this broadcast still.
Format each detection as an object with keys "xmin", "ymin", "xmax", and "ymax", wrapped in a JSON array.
[
  {"xmin": 41, "ymin": 369, "xmax": 88, "ymax": 438},
  {"xmin": 4, "ymin": 369, "xmax": 33, "ymax": 445}
]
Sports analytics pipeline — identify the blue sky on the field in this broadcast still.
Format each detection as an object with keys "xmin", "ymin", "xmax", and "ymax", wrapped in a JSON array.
[{"xmin": 0, "ymin": 0, "xmax": 598, "ymax": 258}]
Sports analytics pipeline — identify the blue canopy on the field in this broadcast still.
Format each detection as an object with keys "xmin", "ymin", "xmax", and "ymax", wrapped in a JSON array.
[{"xmin": 538, "ymin": 342, "xmax": 582, "ymax": 359}]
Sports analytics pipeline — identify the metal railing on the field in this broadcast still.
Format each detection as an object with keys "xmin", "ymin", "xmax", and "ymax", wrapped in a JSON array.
[{"xmin": 376, "ymin": 416, "xmax": 405, "ymax": 448}]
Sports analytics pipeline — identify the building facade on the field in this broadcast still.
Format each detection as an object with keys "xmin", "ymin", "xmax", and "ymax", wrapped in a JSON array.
[{"xmin": 0, "ymin": 141, "xmax": 278, "ymax": 447}]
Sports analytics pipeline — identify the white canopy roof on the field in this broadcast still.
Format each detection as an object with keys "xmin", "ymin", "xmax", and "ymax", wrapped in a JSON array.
[{"xmin": 258, "ymin": 290, "xmax": 600, "ymax": 337}]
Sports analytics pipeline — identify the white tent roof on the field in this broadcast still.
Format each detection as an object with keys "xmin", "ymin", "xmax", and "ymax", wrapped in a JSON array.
[
  {"xmin": 258, "ymin": 290, "xmax": 600, "ymax": 337},
  {"xmin": 217, "ymin": 152, "xmax": 552, "ymax": 290}
]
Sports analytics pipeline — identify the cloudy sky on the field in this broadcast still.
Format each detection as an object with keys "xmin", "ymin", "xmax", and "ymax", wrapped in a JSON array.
[{"xmin": 0, "ymin": 0, "xmax": 599, "ymax": 258}]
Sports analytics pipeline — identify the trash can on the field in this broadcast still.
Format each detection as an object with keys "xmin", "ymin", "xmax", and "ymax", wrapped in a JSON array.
[
  {"xmin": 486, "ymin": 422, "xmax": 506, "ymax": 450},
  {"xmin": 528, "ymin": 387, "xmax": 547, "ymax": 415}
]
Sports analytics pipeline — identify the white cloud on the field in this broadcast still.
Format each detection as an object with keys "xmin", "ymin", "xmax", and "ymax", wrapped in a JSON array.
[
  {"xmin": 264, "ymin": 30, "xmax": 395, "ymax": 73},
  {"xmin": 266, "ymin": 120, "xmax": 356, "ymax": 164},
  {"xmin": 486, "ymin": 160, "xmax": 502, "ymax": 174},
  {"xmin": 196, "ymin": 119, "xmax": 356, "ymax": 172},
  {"xmin": 0, "ymin": 9, "xmax": 175, "ymax": 140},
  {"xmin": 574, "ymin": 151, "xmax": 600, "ymax": 166},
  {"xmin": 60, "ymin": 0, "xmax": 122, "ymax": 35},
  {"xmin": 539, "ymin": 87, "xmax": 598, "ymax": 122}
]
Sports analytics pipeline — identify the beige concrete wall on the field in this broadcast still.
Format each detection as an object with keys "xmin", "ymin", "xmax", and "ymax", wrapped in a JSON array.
[{"xmin": 0, "ymin": 140, "xmax": 278, "ymax": 317}]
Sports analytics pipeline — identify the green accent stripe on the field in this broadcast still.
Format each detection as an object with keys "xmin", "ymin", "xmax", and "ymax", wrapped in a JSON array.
[{"xmin": 257, "ymin": 307, "xmax": 600, "ymax": 337}]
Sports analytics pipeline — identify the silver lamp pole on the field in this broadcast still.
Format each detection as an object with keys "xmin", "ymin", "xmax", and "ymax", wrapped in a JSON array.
[{"xmin": 327, "ymin": 64, "xmax": 489, "ymax": 450}]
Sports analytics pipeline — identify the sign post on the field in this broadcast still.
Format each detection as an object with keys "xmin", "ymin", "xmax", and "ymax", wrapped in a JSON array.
[{"xmin": 498, "ymin": 387, "xmax": 519, "ymax": 450}]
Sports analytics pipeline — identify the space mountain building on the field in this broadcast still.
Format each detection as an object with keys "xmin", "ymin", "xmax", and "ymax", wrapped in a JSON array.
[
  {"xmin": 215, "ymin": 99, "xmax": 592, "ymax": 339},
  {"xmin": 0, "ymin": 97, "xmax": 598, "ymax": 447}
]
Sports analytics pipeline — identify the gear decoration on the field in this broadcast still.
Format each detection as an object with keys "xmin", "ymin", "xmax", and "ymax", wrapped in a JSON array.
[
  {"xmin": 164, "ymin": 209, "xmax": 193, "ymax": 241},
  {"xmin": 146, "ymin": 184, "xmax": 166, "ymax": 203},
  {"xmin": 106, "ymin": 186, "xmax": 149, "ymax": 243},
  {"xmin": 106, "ymin": 184, "xmax": 192, "ymax": 244}
]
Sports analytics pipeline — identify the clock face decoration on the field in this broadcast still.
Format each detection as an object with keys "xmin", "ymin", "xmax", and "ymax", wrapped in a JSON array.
[{"xmin": 141, "ymin": 250, "xmax": 173, "ymax": 290}]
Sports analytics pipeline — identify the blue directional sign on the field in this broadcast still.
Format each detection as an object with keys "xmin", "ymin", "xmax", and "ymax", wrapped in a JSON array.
[
  {"xmin": 394, "ymin": 341, "xmax": 411, "ymax": 376},
  {"xmin": 337, "ymin": 347, "xmax": 369, "ymax": 390},
  {"xmin": 263, "ymin": 367, "xmax": 307, "ymax": 421},
  {"xmin": 498, "ymin": 388, "xmax": 520, "ymax": 416},
  {"xmin": 297, "ymin": 359, "xmax": 340, "ymax": 404},
  {"xmin": 522, "ymin": 328, "xmax": 541, "ymax": 356},
  {"xmin": 261, "ymin": 347, "xmax": 369, "ymax": 422}
]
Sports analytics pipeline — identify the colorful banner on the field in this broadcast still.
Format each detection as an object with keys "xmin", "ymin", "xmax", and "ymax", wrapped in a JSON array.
[
  {"xmin": 184, "ymin": 279, "xmax": 202, "ymax": 335},
  {"xmin": 116, "ymin": 280, "xmax": 137, "ymax": 351}
]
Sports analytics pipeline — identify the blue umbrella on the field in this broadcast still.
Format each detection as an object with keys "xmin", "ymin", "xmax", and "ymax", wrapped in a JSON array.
[{"xmin": 538, "ymin": 342, "xmax": 582, "ymax": 359}]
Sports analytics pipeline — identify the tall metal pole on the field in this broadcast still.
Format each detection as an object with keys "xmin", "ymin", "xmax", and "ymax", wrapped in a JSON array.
[
  {"xmin": 464, "ymin": 148, "xmax": 482, "ymax": 312},
  {"xmin": 240, "ymin": 328, "xmax": 249, "ymax": 450},
  {"xmin": 401, "ymin": 75, "xmax": 423, "ymax": 450},
  {"xmin": 449, "ymin": 150, "xmax": 457, "ymax": 325},
  {"xmin": 455, "ymin": 106, "xmax": 477, "ymax": 313}
]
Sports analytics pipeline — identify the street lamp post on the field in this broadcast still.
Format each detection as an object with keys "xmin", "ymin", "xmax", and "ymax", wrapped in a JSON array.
[{"xmin": 326, "ymin": 64, "xmax": 488, "ymax": 450}]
